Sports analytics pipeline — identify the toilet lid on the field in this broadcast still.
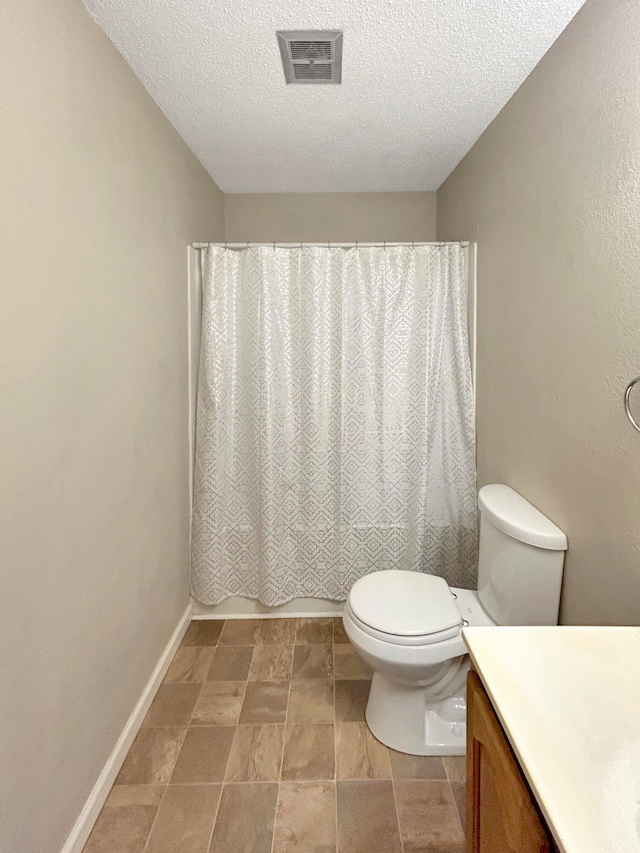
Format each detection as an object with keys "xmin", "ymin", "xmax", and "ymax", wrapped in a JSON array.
[{"xmin": 348, "ymin": 570, "xmax": 461, "ymax": 637}]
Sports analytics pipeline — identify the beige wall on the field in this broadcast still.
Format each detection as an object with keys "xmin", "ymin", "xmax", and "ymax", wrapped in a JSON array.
[
  {"xmin": 0, "ymin": 1, "xmax": 223, "ymax": 851},
  {"xmin": 225, "ymin": 192, "xmax": 436, "ymax": 242},
  {"xmin": 437, "ymin": 0, "xmax": 640, "ymax": 625}
]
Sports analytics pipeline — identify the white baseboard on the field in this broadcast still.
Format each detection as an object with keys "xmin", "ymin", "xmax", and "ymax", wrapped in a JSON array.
[
  {"xmin": 61, "ymin": 602, "xmax": 194, "ymax": 853},
  {"xmin": 193, "ymin": 610, "xmax": 343, "ymax": 620},
  {"xmin": 191, "ymin": 595, "xmax": 344, "ymax": 620}
]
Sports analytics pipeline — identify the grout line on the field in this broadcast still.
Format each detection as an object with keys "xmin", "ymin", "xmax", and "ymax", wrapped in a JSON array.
[
  {"xmin": 449, "ymin": 776, "xmax": 466, "ymax": 836},
  {"xmin": 140, "ymin": 782, "xmax": 169, "ymax": 853},
  {"xmin": 444, "ymin": 769, "xmax": 467, "ymax": 837},
  {"xmin": 333, "ymin": 624, "xmax": 340, "ymax": 852},
  {"xmin": 268, "ymin": 619, "xmax": 297, "ymax": 853},
  {"xmin": 142, "ymin": 621, "xmax": 213, "ymax": 851},
  {"xmin": 206, "ymin": 623, "xmax": 253, "ymax": 852},
  {"xmin": 119, "ymin": 779, "xmax": 284, "ymax": 787},
  {"xmin": 390, "ymin": 772, "xmax": 406, "ymax": 853},
  {"xmin": 147, "ymin": 627, "xmax": 240, "ymax": 850},
  {"xmin": 204, "ymin": 781, "xmax": 224, "ymax": 853},
  {"xmin": 244, "ymin": 643, "xmax": 258, "ymax": 683},
  {"xmin": 442, "ymin": 755, "xmax": 468, "ymax": 833},
  {"xmin": 383, "ymin": 681, "xmax": 405, "ymax": 852}
]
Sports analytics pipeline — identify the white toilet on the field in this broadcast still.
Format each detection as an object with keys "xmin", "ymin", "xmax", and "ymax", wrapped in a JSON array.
[{"xmin": 343, "ymin": 484, "xmax": 567, "ymax": 756}]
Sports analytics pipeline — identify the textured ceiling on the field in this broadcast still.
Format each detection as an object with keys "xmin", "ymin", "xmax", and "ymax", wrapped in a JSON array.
[{"xmin": 83, "ymin": 0, "xmax": 586, "ymax": 193}]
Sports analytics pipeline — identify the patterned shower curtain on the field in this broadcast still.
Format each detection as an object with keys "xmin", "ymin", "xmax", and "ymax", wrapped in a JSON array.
[{"xmin": 191, "ymin": 245, "xmax": 476, "ymax": 606}]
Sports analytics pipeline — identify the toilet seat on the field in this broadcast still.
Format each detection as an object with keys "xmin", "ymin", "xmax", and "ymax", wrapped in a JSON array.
[{"xmin": 347, "ymin": 570, "xmax": 462, "ymax": 647}]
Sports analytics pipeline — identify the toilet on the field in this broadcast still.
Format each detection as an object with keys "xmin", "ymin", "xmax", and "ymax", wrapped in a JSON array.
[{"xmin": 343, "ymin": 484, "xmax": 567, "ymax": 756}]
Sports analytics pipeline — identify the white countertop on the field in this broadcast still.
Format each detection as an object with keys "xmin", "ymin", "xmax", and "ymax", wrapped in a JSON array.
[{"xmin": 463, "ymin": 626, "xmax": 640, "ymax": 853}]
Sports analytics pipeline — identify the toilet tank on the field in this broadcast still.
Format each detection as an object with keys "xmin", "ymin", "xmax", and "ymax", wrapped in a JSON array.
[{"xmin": 477, "ymin": 485, "xmax": 567, "ymax": 626}]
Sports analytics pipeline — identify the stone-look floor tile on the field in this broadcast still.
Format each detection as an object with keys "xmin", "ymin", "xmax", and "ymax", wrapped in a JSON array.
[
  {"xmin": 90, "ymin": 618, "xmax": 471, "ymax": 853},
  {"xmin": 164, "ymin": 647, "xmax": 215, "ymax": 683},
  {"xmin": 334, "ymin": 680, "xmax": 370, "ymax": 722},
  {"xmin": 281, "ymin": 724, "xmax": 335, "ymax": 780},
  {"xmin": 450, "ymin": 781, "xmax": 466, "ymax": 832},
  {"xmin": 333, "ymin": 645, "xmax": 372, "ymax": 680},
  {"xmin": 142, "ymin": 683, "xmax": 202, "ymax": 728},
  {"xmin": 240, "ymin": 680, "xmax": 290, "ymax": 724},
  {"xmin": 332, "ymin": 617, "xmax": 349, "ymax": 645},
  {"xmin": 206, "ymin": 646, "xmax": 254, "ymax": 681},
  {"xmin": 292, "ymin": 645, "xmax": 333, "ymax": 679},
  {"xmin": 336, "ymin": 723, "xmax": 392, "ymax": 780},
  {"xmin": 170, "ymin": 727, "xmax": 234, "ymax": 783},
  {"xmin": 394, "ymin": 780, "xmax": 466, "ymax": 853},
  {"xmin": 145, "ymin": 784, "xmax": 221, "ymax": 853},
  {"xmin": 273, "ymin": 782, "xmax": 337, "ymax": 853},
  {"xmin": 191, "ymin": 681, "xmax": 245, "ymax": 726},
  {"xmin": 182, "ymin": 620, "xmax": 224, "ymax": 647},
  {"xmin": 257, "ymin": 618, "xmax": 298, "ymax": 645},
  {"xmin": 225, "ymin": 724, "xmax": 284, "ymax": 782},
  {"xmin": 296, "ymin": 618, "xmax": 334, "ymax": 645},
  {"xmin": 390, "ymin": 751, "xmax": 447, "ymax": 780},
  {"xmin": 336, "ymin": 780, "xmax": 402, "ymax": 853},
  {"xmin": 218, "ymin": 618, "xmax": 297, "ymax": 646},
  {"xmin": 443, "ymin": 755, "xmax": 466, "ymax": 782},
  {"xmin": 83, "ymin": 785, "xmax": 164, "ymax": 853},
  {"xmin": 116, "ymin": 728, "xmax": 185, "ymax": 785},
  {"xmin": 288, "ymin": 680, "xmax": 334, "ymax": 724},
  {"xmin": 249, "ymin": 645, "xmax": 294, "ymax": 681},
  {"xmin": 209, "ymin": 783, "xmax": 278, "ymax": 853},
  {"xmin": 218, "ymin": 619, "xmax": 263, "ymax": 645}
]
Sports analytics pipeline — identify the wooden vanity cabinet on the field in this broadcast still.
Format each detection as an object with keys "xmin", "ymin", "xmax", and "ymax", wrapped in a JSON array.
[{"xmin": 466, "ymin": 670, "xmax": 558, "ymax": 853}]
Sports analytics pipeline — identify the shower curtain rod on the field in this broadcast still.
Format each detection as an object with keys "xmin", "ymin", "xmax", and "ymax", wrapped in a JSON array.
[{"xmin": 190, "ymin": 241, "xmax": 471, "ymax": 250}]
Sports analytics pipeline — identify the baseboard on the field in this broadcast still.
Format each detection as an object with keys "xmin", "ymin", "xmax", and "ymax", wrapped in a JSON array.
[
  {"xmin": 60, "ymin": 602, "xmax": 194, "ymax": 853},
  {"xmin": 191, "ymin": 595, "xmax": 344, "ymax": 619},
  {"xmin": 193, "ymin": 610, "xmax": 343, "ymax": 620}
]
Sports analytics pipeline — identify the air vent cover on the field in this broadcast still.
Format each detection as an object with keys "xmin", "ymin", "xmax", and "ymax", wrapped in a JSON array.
[{"xmin": 277, "ymin": 31, "xmax": 343, "ymax": 85}]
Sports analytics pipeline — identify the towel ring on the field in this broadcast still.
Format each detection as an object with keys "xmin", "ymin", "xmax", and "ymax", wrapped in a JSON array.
[{"xmin": 624, "ymin": 376, "xmax": 640, "ymax": 433}]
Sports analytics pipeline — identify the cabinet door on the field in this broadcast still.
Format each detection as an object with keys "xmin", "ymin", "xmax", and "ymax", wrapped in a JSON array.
[{"xmin": 466, "ymin": 671, "xmax": 555, "ymax": 853}]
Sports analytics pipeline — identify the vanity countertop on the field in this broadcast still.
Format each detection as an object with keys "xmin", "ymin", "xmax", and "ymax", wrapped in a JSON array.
[{"xmin": 463, "ymin": 626, "xmax": 640, "ymax": 853}]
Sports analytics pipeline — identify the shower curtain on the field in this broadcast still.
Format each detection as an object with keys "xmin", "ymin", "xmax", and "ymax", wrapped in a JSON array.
[{"xmin": 191, "ymin": 244, "xmax": 476, "ymax": 606}]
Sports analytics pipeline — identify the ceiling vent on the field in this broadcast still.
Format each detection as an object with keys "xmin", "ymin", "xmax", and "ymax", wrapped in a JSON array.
[{"xmin": 277, "ymin": 31, "xmax": 343, "ymax": 85}]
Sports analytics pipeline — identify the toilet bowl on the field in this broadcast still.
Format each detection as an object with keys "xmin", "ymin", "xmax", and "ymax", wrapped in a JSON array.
[
  {"xmin": 343, "ymin": 484, "xmax": 567, "ymax": 756},
  {"xmin": 343, "ymin": 576, "xmax": 494, "ymax": 754}
]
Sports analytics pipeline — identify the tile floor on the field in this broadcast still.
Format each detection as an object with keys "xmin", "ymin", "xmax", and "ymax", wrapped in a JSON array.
[{"xmin": 83, "ymin": 617, "xmax": 466, "ymax": 853}]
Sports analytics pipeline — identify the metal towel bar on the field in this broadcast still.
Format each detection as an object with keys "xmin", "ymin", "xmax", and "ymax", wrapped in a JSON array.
[{"xmin": 624, "ymin": 376, "xmax": 640, "ymax": 433}]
